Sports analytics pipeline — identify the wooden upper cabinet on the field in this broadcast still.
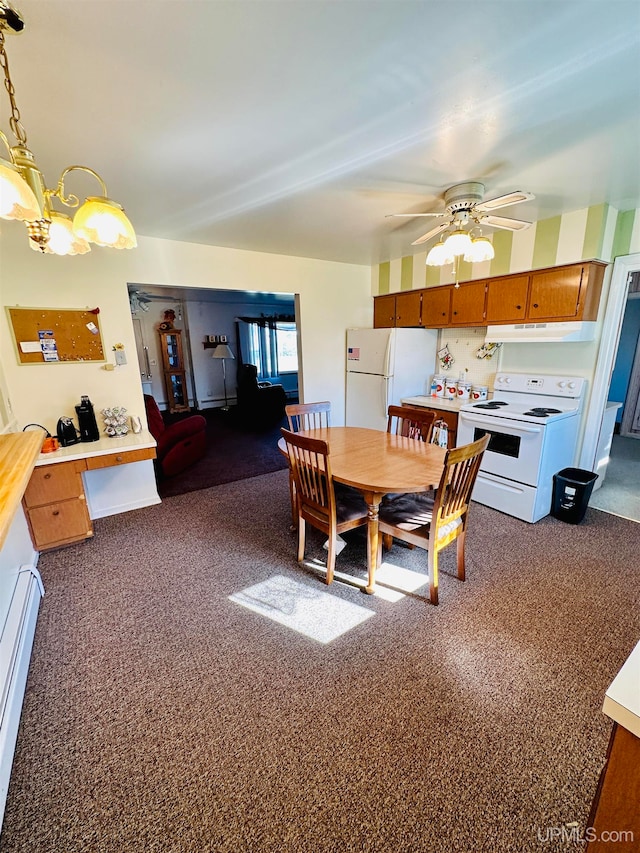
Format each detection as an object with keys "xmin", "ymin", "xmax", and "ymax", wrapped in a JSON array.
[
  {"xmin": 528, "ymin": 262, "xmax": 605, "ymax": 322},
  {"xmin": 422, "ymin": 286, "xmax": 451, "ymax": 327},
  {"xmin": 395, "ymin": 290, "xmax": 423, "ymax": 327},
  {"xmin": 450, "ymin": 280, "xmax": 487, "ymax": 326},
  {"xmin": 373, "ymin": 295, "xmax": 396, "ymax": 328},
  {"xmin": 373, "ymin": 291, "xmax": 423, "ymax": 327},
  {"xmin": 485, "ymin": 274, "xmax": 529, "ymax": 323}
]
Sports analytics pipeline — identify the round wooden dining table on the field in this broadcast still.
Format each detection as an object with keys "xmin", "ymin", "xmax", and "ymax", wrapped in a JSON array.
[{"xmin": 279, "ymin": 426, "xmax": 447, "ymax": 594}]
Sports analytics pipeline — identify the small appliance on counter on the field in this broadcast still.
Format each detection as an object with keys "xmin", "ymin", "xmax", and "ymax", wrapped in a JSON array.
[
  {"xmin": 75, "ymin": 395, "xmax": 100, "ymax": 442},
  {"xmin": 56, "ymin": 416, "xmax": 79, "ymax": 447}
]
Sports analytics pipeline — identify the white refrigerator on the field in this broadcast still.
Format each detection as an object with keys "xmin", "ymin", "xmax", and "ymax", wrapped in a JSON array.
[{"xmin": 346, "ymin": 327, "xmax": 438, "ymax": 430}]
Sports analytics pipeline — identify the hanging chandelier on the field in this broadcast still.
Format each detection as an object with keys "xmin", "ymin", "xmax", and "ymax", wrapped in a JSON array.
[{"xmin": 0, "ymin": 3, "xmax": 136, "ymax": 255}]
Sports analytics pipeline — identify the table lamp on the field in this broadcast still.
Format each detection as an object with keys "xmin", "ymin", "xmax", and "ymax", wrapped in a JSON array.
[{"xmin": 211, "ymin": 343, "xmax": 235, "ymax": 411}]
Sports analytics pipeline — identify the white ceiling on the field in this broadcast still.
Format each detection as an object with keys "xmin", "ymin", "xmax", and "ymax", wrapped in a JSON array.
[{"xmin": 5, "ymin": 0, "xmax": 640, "ymax": 266}]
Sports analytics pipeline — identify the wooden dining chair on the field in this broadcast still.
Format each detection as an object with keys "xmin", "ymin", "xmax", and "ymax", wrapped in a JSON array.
[
  {"xmin": 386, "ymin": 405, "xmax": 436, "ymax": 443},
  {"xmin": 377, "ymin": 434, "xmax": 489, "ymax": 605},
  {"xmin": 285, "ymin": 401, "xmax": 331, "ymax": 432},
  {"xmin": 281, "ymin": 428, "xmax": 368, "ymax": 585},
  {"xmin": 284, "ymin": 401, "xmax": 331, "ymax": 528}
]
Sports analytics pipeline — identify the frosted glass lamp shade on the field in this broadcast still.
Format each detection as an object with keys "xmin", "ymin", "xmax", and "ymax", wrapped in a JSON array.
[
  {"xmin": 29, "ymin": 211, "xmax": 91, "ymax": 255},
  {"xmin": 443, "ymin": 231, "xmax": 473, "ymax": 256},
  {"xmin": 0, "ymin": 158, "xmax": 40, "ymax": 221},
  {"xmin": 73, "ymin": 196, "xmax": 137, "ymax": 249},
  {"xmin": 464, "ymin": 236, "xmax": 495, "ymax": 263},
  {"xmin": 426, "ymin": 241, "xmax": 454, "ymax": 266},
  {"xmin": 211, "ymin": 344, "xmax": 234, "ymax": 360}
]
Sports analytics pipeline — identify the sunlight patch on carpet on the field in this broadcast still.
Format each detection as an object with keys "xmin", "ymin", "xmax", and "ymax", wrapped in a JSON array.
[
  {"xmin": 361, "ymin": 561, "xmax": 430, "ymax": 602},
  {"xmin": 229, "ymin": 575, "xmax": 375, "ymax": 644}
]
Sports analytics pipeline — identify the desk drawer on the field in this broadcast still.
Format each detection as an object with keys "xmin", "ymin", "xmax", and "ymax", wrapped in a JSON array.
[
  {"xmin": 23, "ymin": 460, "xmax": 87, "ymax": 507},
  {"xmin": 86, "ymin": 447, "xmax": 156, "ymax": 469},
  {"xmin": 26, "ymin": 497, "xmax": 93, "ymax": 550}
]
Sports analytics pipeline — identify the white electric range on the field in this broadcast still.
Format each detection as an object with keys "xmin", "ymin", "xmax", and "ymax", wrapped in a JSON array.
[{"xmin": 456, "ymin": 372, "xmax": 587, "ymax": 522}]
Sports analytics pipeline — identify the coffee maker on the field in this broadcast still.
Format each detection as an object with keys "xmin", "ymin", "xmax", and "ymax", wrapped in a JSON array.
[{"xmin": 75, "ymin": 395, "xmax": 100, "ymax": 442}]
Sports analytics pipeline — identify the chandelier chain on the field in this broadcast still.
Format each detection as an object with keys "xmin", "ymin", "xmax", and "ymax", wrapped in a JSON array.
[{"xmin": 0, "ymin": 30, "xmax": 27, "ymax": 146}]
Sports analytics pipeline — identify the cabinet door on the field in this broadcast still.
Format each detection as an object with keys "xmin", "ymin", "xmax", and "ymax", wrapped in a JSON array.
[
  {"xmin": 450, "ymin": 281, "xmax": 487, "ymax": 326},
  {"xmin": 166, "ymin": 371, "xmax": 189, "ymax": 412},
  {"xmin": 485, "ymin": 275, "xmax": 529, "ymax": 323},
  {"xmin": 422, "ymin": 286, "xmax": 452, "ymax": 327},
  {"xmin": 395, "ymin": 291, "xmax": 422, "ymax": 327},
  {"xmin": 528, "ymin": 265, "xmax": 584, "ymax": 320},
  {"xmin": 160, "ymin": 331, "xmax": 184, "ymax": 370},
  {"xmin": 373, "ymin": 295, "xmax": 396, "ymax": 328}
]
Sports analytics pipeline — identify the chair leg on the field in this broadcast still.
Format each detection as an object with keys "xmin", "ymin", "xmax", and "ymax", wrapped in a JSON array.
[
  {"xmin": 297, "ymin": 518, "xmax": 306, "ymax": 564},
  {"xmin": 382, "ymin": 533, "xmax": 393, "ymax": 550},
  {"xmin": 289, "ymin": 473, "xmax": 298, "ymax": 532},
  {"xmin": 325, "ymin": 535, "xmax": 336, "ymax": 585},
  {"xmin": 428, "ymin": 547, "xmax": 439, "ymax": 605},
  {"xmin": 456, "ymin": 530, "xmax": 466, "ymax": 581}
]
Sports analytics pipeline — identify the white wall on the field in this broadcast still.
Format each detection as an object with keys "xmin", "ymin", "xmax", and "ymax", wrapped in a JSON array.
[{"xmin": 0, "ymin": 228, "xmax": 371, "ymax": 431}]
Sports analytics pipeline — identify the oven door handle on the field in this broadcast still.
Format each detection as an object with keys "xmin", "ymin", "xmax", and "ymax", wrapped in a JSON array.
[{"xmin": 459, "ymin": 414, "xmax": 543, "ymax": 435}]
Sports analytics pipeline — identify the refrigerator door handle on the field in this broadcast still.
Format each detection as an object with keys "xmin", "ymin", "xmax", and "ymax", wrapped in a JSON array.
[
  {"xmin": 383, "ymin": 333, "xmax": 393, "ymax": 378},
  {"xmin": 383, "ymin": 376, "xmax": 390, "ymax": 415}
]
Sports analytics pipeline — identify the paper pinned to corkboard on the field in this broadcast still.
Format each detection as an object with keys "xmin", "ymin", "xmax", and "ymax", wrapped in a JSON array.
[{"xmin": 7, "ymin": 307, "xmax": 105, "ymax": 364}]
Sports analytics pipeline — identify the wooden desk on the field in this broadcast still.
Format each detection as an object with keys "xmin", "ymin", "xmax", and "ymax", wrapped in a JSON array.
[
  {"xmin": 280, "ymin": 426, "xmax": 447, "ymax": 594},
  {"xmin": 23, "ymin": 432, "xmax": 157, "ymax": 551}
]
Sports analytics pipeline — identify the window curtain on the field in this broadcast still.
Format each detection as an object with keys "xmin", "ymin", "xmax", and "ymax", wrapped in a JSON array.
[{"xmin": 235, "ymin": 314, "xmax": 295, "ymax": 381}]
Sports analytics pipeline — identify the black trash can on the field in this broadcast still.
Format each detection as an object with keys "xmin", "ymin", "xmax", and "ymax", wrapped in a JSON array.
[{"xmin": 551, "ymin": 467, "xmax": 599, "ymax": 524}]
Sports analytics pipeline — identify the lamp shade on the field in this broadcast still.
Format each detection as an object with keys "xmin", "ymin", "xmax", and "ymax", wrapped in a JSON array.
[
  {"xmin": 211, "ymin": 343, "xmax": 234, "ymax": 360},
  {"xmin": 464, "ymin": 236, "xmax": 495, "ymax": 263},
  {"xmin": 73, "ymin": 196, "xmax": 137, "ymax": 249},
  {"xmin": 0, "ymin": 158, "xmax": 40, "ymax": 221},
  {"xmin": 30, "ymin": 210, "xmax": 91, "ymax": 255},
  {"xmin": 426, "ymin": 240, "xmax": 455, "ymax": 266},
  {"xmin": 443, "ymin": 230, "xmax": 473, "ymax": 256}
]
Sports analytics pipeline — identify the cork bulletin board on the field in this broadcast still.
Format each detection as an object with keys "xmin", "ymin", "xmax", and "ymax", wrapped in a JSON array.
[{"xmin": 6, "ymin": 307, "xmax": 105, "ymax": 364}]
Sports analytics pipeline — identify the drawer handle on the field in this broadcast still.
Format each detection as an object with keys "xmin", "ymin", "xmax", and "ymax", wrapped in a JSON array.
[
  {"xmin": 116, "ymin": 455, "xmax": 123, "ymax": 462},
  {"xmin": 44, "ymin": 472, "xmax": 51, "ymax": 480},
  {"xmin": 52, "ymin": 510, "xmax": 60, "ymax": 516}
]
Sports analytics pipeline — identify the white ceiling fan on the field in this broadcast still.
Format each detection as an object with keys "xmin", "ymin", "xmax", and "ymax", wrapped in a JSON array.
[{"xmin": 388, "ymin": 181, "xmax": 535, "ymax": 246}]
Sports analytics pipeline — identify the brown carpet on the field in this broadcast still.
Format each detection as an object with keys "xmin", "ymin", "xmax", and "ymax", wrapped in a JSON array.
[{"xmin": 2, "ymin": 472, "xmax": 639, "ymax": 852}]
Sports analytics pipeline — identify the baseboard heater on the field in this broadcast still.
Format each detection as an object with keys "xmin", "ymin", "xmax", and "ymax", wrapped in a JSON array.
[{"xmin": 0, "ymin": 566, "xmax": 43, "ymax": 825}]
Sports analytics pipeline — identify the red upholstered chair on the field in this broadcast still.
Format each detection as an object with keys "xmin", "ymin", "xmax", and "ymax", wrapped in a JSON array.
[{"xmin": 144, "ymin": 395, "xmax": 207, "ymax": 478}]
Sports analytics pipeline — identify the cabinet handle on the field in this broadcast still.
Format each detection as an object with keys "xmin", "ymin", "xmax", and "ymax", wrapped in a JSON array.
[
  {"xmin": 44, "ymin": 472, "xmax": 51, "ymax": 480},
  {"xmin": 116, "ymin": 455, "xmax": 123, "ymax": 462},
  {"xmin": 516, "ymin": 305, "xmax": 521, "ymax": 310},
  {"xmin": 533, "ymin": 303, "xmax": 539, "ymax": 308},
  {"xmin": 52, "ymin": 510, "xmax": 59, "ymax": 516}
]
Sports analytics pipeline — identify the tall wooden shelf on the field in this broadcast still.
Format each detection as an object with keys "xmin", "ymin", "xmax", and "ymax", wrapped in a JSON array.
[{"xmin": 158, "ymin": 329, "xmax": 190, "ymax": 413}]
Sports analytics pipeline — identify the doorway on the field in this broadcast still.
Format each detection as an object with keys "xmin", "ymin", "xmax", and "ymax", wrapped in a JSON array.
[{"xmin": 583, "ymin": 253, "xmax": 640, "ymax": 521}]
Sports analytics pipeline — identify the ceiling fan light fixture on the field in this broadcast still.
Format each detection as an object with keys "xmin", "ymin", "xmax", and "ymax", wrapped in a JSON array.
[{"xmin": 464, "ymin": 235, "xmax": 495, "ymax": 263}]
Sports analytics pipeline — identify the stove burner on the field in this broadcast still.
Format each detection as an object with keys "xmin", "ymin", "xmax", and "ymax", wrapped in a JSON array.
[
  {"xmin": 529, "ymin": 407, "xmax": 562, "ymax": 415},
  {"xmin": 473, "ymin": 401, "xmax": 508, "ymax": 409}
]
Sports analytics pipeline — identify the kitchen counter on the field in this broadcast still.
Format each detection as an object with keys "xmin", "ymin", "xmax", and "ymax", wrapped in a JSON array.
[
  {"xmin": 0, "ymin": 431, "xmax": 44, "ymax": 551},
  {"xmin": 602, "ymin": 639, "xmax": 640, "ymax": 738},
  {"xmin": 401, "ymin": 395, "xmax": 469, "ymax": 412}
]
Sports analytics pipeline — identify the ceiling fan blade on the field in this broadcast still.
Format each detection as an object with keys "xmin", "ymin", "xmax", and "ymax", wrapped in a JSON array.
[
  {"xmin": 477, "ymin": 214, "xmax": 532, "ymax": 231},
  {"xmin": 386, "ymin": 212, "xmax": 445, "ymax": 218},
  {"xmin": 411, "ymin": 221, "xmax": 451, "ymax": 245},
  {"xmin": 475, "ymin": 191, "xmax": 535, "ymax": 212}
]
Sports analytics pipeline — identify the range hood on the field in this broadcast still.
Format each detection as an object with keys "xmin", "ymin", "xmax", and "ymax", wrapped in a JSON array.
[{"xmin": 485, "ymin": 321, "xmax": 597, "ymax": 343}]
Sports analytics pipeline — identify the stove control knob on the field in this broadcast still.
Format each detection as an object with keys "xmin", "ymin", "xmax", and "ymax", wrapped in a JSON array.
[
  {"xmin": 568, "ymin": 381, "xmax": 576, "ymax": 389},
  {"xmin": 558, "ymin": 381, "xmax": 567, "ymax": 388}
]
